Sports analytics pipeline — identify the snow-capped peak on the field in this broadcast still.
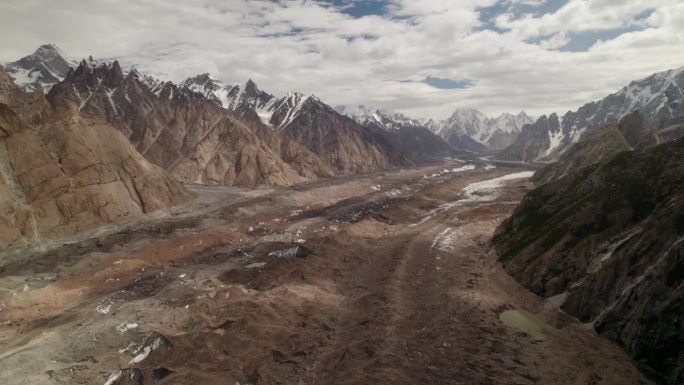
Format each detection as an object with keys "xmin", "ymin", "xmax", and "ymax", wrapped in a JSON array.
[
  {"xmin": 342, "ymin": 104, "xmax": 422, "ymax": 131},
  {"xmin": 428, "ymin": 108, "xmax": 533, "ymax": 149},
  {"xmin": 4, "ymin": 43, "xmax": 78, "ymax": 92}
]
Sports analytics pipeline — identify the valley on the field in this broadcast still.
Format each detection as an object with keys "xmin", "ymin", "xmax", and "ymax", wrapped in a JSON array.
[{"xmin": 0, "ymin": 159, "xmax": 652, "ymax": 385}]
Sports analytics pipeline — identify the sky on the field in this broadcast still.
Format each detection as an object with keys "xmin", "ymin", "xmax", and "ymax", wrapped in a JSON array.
[{"xmin": 1, "ymin": 0, "xmax": 683, "ymax": 119}]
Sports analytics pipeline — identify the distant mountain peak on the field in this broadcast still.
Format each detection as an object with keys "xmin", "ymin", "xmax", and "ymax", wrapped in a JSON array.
[
  {"xmin": 428, "ymin": 108, "xmax": 533, "ymax": 151},
  {"xmin": 4, "ymin": 43, "xmax": 77, "ymax": 92}
]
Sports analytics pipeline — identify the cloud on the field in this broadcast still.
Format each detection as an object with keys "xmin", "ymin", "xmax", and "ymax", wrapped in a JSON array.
[{"xmin": 0, "ymin": 0, "xmax": 682, "ymax": 119}]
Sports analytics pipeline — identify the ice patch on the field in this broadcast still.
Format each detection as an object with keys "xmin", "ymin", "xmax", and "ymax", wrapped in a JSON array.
[
  {"xmin": 415, "ymin": 171, "xmax": 534, "ymax": 225},
  {"xmin": 116, "ymin": 322, "xmax": 138, "ymax": 334},
  {"xmin": 104, "ymin": 370, "xmax": 122, "ymax": 385},
  {"xmin": 129, "ymin": 346, "xmax": 151, "ymax": 365},
  {"xmin": 544, "ymin": 129, "xmax": 564, "ymax": 158},
  {"xmin": 246, "ymin": 262, "xmax": 266, "ymax": 269},
  {"xmin": 430, "ymin": 228, "xmax": 464, "ymax": 252},
  {"xmin": 460, "ymin": 171, "xmax": 534, "ymax": 203},
  {"xmin": 289, "ymin": 209, "xmax": 303, "ymax": 217},
  {"xmin": 423, "ymin": 164, "xmax": 476, "ymax": 179}
]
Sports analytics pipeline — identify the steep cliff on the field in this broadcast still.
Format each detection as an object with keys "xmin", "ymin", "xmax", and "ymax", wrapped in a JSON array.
[
  {"xmin": 493, "ymin": 138, "xmax": 684, "ymax": 384},
  {"xmin": 0, "ymin": 65, "xmax": 190, "ymax": 251}
]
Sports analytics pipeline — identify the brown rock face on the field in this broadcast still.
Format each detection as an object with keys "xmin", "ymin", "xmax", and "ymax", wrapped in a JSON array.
[
  {"xmin": 278, "ymin": 97, "xmax": 411, "ymax": 173},
  {"xmin": 493, "ymin": 138, "xmax": 684, "ymax": 384},
  {"xmin": 48, "ymin": 62, "xmax": 333, "ymax": 187},
  {"xmin": 0, "ymin": 65, "xmax": 190, "ymax": 251}
]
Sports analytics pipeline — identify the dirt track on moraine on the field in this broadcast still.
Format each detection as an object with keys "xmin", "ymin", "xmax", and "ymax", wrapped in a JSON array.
[{"xmin": 0, "ymin": 160, "xmax": 652, "ymax": 385}]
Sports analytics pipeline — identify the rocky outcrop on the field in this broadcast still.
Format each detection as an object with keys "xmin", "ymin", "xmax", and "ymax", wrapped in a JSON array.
[
  {"xmin": 533, "ymin": 111, "xmax": 684, "ymax": 185},
  {"xmin": 346, "ymin": 107, "xmax": 462, "ymax": 162},
  {"xmin": 617, "ymin": 111, "xmax": 659, "ymax": 150},
  {"xmin": 497, "ymin": 114, "xmax": 560, "ymax": 162},
  {"xmin": 0, "ymin": 64, "xmax": 190, "ymax": 251},
  {"xmin": 493, "ymin": 138, "xmax": 684, "ymax": 384},
  {"xmin": 48, "ymin": 61, "xmax": 333, "ymax": 186},
  {"xmin": 532, "ymin": 118, "xmax": 631, "ymax": 184}
]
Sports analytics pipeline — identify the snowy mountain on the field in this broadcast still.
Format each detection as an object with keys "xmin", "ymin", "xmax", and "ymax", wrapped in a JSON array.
[
  {"xmin": 428, "ymin": 109, "xmax": 533, "ymax": 151},
  {"xmin": 179, "ymin": 74, "xmax": 274, "ymax": 112},
  {"xmin": 342, "ymin": 105, "xmax": 422, "ymax": 131},
  {"xmin": 46, "ymin": 59, "xmax": 334, "ymax": 186},
  {"xmin": 4, "ymin": 44, "xmax": 77, "ymax": 92},
  {"xmin": 178, "ymin": 73, "xmax": 324, "ymax": 131},
  {"xmin": 341, "ymin": 105, "xmax": 464, "ymax": 161},
  {"xmin": 501, "ymin": 66, "xmax": 684, "ymax": 161}
]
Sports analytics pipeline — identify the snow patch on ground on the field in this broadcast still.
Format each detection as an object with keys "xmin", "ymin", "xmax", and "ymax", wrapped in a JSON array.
[
  {"xmin": 423, "ymin": 164, "xmax": 476, "ymax": 179},
  {"xmin": 104, "ymin": 370, "xmax": 122, "ymax": 385},
  {"xmin": 116, "ymin": 322, "xmax": 138, "ymax": 334},
  {"xmin": 129, "ymin": 346, "xmax": 151, "ymax": 365},
  {"xmin": 96, "ymin": 295, "xmax": 125, "ymax": 314},
  {"xmin": 431, "ymin": 228, "xmax": 464, "ymax": 252},
  {"xmin": 460, "ymin": 171, "xmax": 534, "ymax": 203},
  {"xmin": 415, "ymin": 171, "xmax": 534, "ymax": 225}
]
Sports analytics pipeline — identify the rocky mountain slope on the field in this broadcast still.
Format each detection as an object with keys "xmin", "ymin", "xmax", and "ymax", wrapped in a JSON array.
[
  {"xmin": 179, "ymin": 75, "xmax": 411, "ymax": 172},
  {"xmin": 427, "ymin": 109, "xmax": 533, "ymax": 151},
  {"xmin": 0, "ymin": 64, "xmax": 190, "ymax": 251},
  {"xmin": 501, "ymin": 66, "xmax": 684, "ymax": 161},
  {"xmin": 345, "ymin": 106, "xmax": 462, "ymax": 162},
  {"xmin": 47, "ymin": 60, "xmax": 333, "ymax": 186},
  {"xmin": 533, "ymin": 111, "xmax": 684, "ymax": 185},
  {"xmin": 492, "ymin": 137, "xmax": 684, "ymax": 384},
  {"xmin": 531, "ymin": 118, "xmax": 631, "ymax": 184},
  {"xmin": 278, "ymin": 98, "xmax": 411, "ymax": 172},
  {"xmin": 4, "ymin": 44, "xmax": 77, "ymax": 92},
  {"xmin": 497, "ymin": 114, "xmax": 561, "ymax": 162}
]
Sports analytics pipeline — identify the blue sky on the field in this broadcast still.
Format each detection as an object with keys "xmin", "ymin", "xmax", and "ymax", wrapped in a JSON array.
[{"xmin": 1, "ymin": 0, "xmax": 683, "ymax": 118}]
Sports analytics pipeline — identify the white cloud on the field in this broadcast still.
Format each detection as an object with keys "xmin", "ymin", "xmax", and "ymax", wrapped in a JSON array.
[{"xmin": 0, "ymin": 0, "xmax": 682, "ymax": 120}]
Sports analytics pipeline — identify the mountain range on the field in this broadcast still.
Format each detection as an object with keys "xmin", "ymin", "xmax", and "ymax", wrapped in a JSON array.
[
  {"xmin": 0, "ymin": 63, "xmax": 189, "ymax": 250},
  {"xmin": 3, "ymin": 43, "xmax": 684, "ymax": 385},
  {"xmin": 500, "ymin": 66, "xmax": 684, "ymax": 161},
  {"xmin": 425, "ymin": 109, "xmax": 534, "ymax": 151},
  {"xmin": 7, "ymin": 44, "xmax": 684, "ymax": 167}
]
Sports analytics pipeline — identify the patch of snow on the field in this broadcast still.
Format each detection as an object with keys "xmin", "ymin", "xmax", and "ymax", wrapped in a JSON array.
[
  {"xmin": 424, "ymin": 164, "xmax": 476, "ymax": 179},
  {"xmin": 544, "ymin": 129, "xmax": 564, "ymax": 157},
  {"xmin": 246, "ymin": 262, "xmax": 266, "ymax": 269},
  {"xmin": 96, "ymin": 295, "xmax": 125, "ymax": 315},
  {"xmin": 415, "ymin": 171, "xmax": 534, "ymax": 225},
  {"xmin": 104, "ymin": 370, "xmax": 122, "ymax": 385},
  {"xmin": 430, "ymin": 228, "xmax": 464, "ymax": 252},
  {"xmin": 129, "ymin": 346, "xmax": 151, "ymax": 365},
  {"xmin": 116, "ymin": 322, "xmax": 138, "ymax": 334}
]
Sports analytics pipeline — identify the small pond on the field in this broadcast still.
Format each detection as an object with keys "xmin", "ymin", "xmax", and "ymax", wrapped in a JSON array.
[{"xmin": 499, "ymin": 309, "xmax": 555, "ymax": 341}]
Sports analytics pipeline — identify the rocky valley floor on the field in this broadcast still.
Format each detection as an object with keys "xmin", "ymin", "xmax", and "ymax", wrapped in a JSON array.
[{"xmin": 0, "ymin": 159, "xmax": 653, "ymax": 385}]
